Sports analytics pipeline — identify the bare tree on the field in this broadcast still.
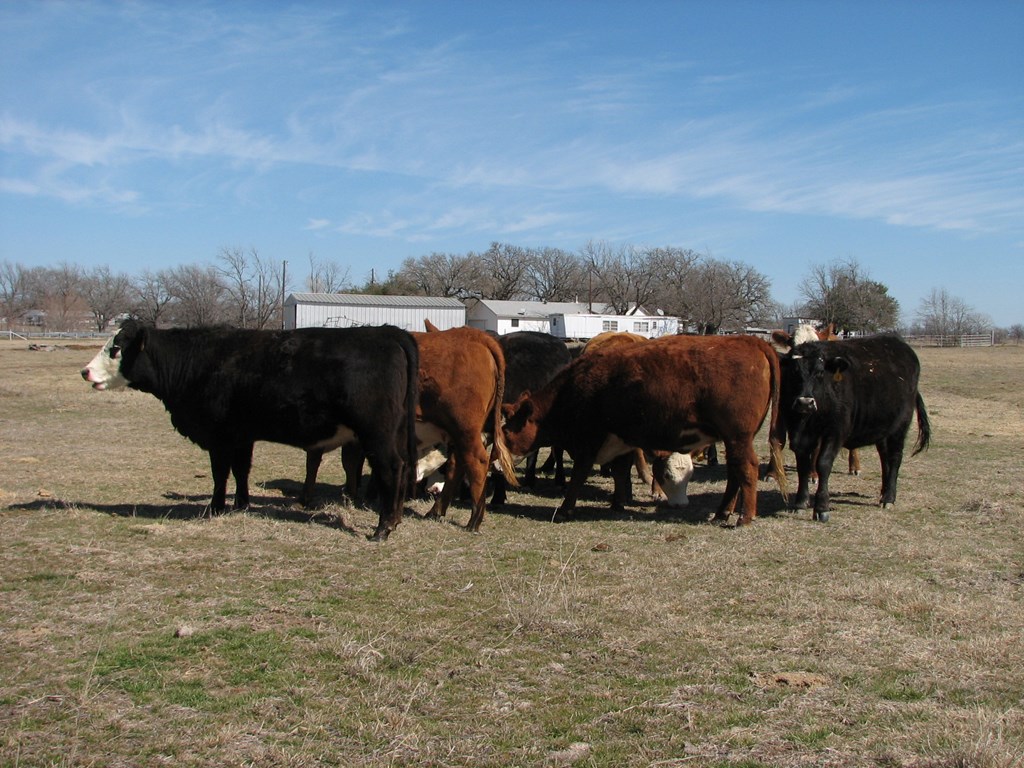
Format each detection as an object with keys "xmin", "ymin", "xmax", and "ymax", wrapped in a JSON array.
[
  {"xmin": 581, "ymin": 240, "xmax": 663, "ymax": 314},
  {"xmin": 216, "ymin": 247, "xmax": 284, "ymax": 329},
  {"xmin": 0, "ymin": 261, "xmax": 33, "ymax": 330},
  {"xmin": 798, "ymin": 257, "xmax": 899, "ymax": 333},
  {"xmin": 523, "ymin": 247, "xmax": 584, "ymax": 302},
  {"xmin": 684, "ymin": 258, "xmax": 774, "ymax": 334},
  {"xmin": 79, "ymin": 265, "xmax": 133, "ymax": 331},
  {"xmin": 132, "ymin": 269, "xmax": 176, "ymax": 326},
  {"xmin": 394, "ymin": 252, "xmax": 483, "ymax": 297},
  {"xmin": 649, "ymin": 247, "xmax": 701, "ymax": 319},
  {"xmin": 32, "ymin": 262, "xmax": 87, "ymax": 332},
  {"xmin": 915, "ymin": 287, "xmax": 990, "ymax": 336},
  {"xmin": 478, "ymin": 242, "xmax": 530, "ymax": 300},
  {"xmin": 307, "ymin": 252, "xmax": 352, "ymax": 294},
  {"xmin": 164, "ymin": 264, "xmax": 227, "ymax": 327}
]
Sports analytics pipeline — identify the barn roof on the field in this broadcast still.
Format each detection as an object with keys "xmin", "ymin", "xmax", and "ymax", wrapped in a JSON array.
[{"xmin": 286, "ymin": 293, "xmax": 465, "ymax": 309}]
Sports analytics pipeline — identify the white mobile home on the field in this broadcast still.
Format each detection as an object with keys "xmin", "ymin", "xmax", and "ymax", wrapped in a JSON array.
[
  {"xmin": 549, "ymin": 313, "xmax": 680, "ymax": 340},
  {"xmin": 465, "ymin": 299, "xmax": 616, "ymax": 335},
  {"xmin": 284, "ymin": 293, "xmax": 466, "ymax": 331}
]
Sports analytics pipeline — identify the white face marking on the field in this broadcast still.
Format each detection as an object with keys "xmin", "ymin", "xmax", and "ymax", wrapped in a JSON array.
[
  {"xmin": 81, "ymin": 336, "xmax": 128, "ymax": 391},
  {"xmin": 416, "ymin": 446, "xmax": 448, "ymax": 482},
  {"xmin": 415, "ymin": 421, "xmax": 449, "ymax": 449},
  {"xmin": 660, "ymin": 452, "xmax": 694, "ymax": 508}
]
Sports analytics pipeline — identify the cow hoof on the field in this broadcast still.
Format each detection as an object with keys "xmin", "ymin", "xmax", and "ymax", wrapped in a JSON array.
[
  {"xmin": 367, "ymin": 528, "xmax": 392, "ymax": 542},
  {"xmin": 813, "ymin": 510, "xmax": 830, "ymax": 523},
  {"xmin": 881, "ymin": 502, "xmax": 895, "ymax": 510}
]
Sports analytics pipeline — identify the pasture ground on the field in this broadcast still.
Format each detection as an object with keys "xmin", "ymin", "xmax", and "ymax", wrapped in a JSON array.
[{"xmin": 1, "ymin": 339, "xmax": 1022, "ymax": 767}]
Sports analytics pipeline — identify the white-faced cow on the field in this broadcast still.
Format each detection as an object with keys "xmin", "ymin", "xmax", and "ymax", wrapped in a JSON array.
[
  {"xmin": 502, "ymin": 334, "xmax": 787, "ymax": 526},
  {"xmin": 776, "ymin": 334, "xmax": 930, "ymax": 521},
  {"xmin": 82, "ymin": 320, "xmax": 419, "ymax": 540}
]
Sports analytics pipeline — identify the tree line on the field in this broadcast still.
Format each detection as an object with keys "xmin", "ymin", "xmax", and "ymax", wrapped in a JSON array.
[{"xmin": 2, "ymin": 243, "xmax": 1015, "ymax": 340}]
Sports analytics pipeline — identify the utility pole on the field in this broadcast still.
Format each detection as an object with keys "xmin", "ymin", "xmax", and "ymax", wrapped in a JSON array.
[{"xmin": 281, "ymin": 260, "xmax": 288, "ymax": 329}]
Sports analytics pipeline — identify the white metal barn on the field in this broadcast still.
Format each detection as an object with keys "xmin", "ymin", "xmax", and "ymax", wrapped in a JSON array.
[{"xmin": 284, "ymin": 293, "xmax": 466, "ymax": 332}]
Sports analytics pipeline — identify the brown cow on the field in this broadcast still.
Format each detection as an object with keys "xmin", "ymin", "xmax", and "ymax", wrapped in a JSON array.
[
  {"xmin": 502, "ymin": 334, "xmax": 787, "ymax": 525},
  {"xmin": 305, "ymin": 324, "xmax": 517, "ymax": 532}
]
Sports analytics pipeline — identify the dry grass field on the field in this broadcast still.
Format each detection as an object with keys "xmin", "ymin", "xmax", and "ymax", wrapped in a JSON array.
[{"xmin": 1, "ymin": 338, "xmax": 1022, "ymax": 767}]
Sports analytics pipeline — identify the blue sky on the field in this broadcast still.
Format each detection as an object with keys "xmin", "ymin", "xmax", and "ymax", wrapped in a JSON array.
[{"xmin": 2, "ymin": 1, "xmax": 1022, "ymax": 326}]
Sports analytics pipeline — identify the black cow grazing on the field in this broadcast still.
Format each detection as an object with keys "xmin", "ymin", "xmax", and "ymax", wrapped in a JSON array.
[
  {"xmin": 777, "ymin": 334, "xmax": 930, "ymax": 522},
  {"xmin": 490, "ymin": 331, "xmax": 572, "ymax": 505},
  {"xmin": 82, "ymin": 320, "xmax": 419, "ymax": 540}
]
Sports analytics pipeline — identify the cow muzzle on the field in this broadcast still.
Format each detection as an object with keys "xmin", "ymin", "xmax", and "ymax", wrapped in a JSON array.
[{"xmin": 794, "ymin": 396, "xmax": 818, "ymax": 414}]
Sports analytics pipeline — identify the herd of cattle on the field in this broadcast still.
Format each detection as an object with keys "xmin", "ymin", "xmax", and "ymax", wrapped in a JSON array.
[{"xmin": 81, "ymin": 318, "xmax": 930, "ymax": 539}]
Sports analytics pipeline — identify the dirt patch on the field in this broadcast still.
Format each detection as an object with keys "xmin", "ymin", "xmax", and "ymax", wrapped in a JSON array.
[{"xmin": 750, "ymin": 671, "xmax": 831, "ymax": 690}]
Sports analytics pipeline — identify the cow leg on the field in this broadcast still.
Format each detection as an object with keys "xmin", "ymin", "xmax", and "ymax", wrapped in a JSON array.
[
  {"xmin": 463, "ymin": 441, "xmax": 491, "ymax": 532},
  {"xmin": 208, "ymin": 447, "xmax": 232, "ymax": 513},
  {"xmin": 490, "ymin": 472, "xmax": 508, "ymax": 507},
  {"xmin": 811, "ymin": 442, "xmax": 840, "ymax": 522},
  {"xmin": 791, "ymin": 451, "xmax": 814, "ymax": 510},
  {"xmin": 633, "ymin": 449, "xmax": 653, "ymax": 486},
  {"xmin": 609, "ymin": 452, "xmax": 635, "ymax": 511},
  {"xmin": 556, "ymin": 449, "xmax": 598, "ymax": 519},
  {"xmin": 877, "ymin": 431, "xmax": 907, "ymax": 508},
  {"xmin": 341, "ymin": 443, "xmax": 366, "ymax": 500},
  {"xmin": 230, "ymin": 441, "xmax": 254, "ymax": 511},
  {"xmin": 364, "ymin": 442, "xmax": 407, "ymax": 541},
  {"xmin": 523, "ymin": 450, "xmax": 539, "ymax": 487},
  {"xmin": 716, "ymin": 440, "xmax": 759, "ymax": 525},
  {"xmin": 301, "ymin": 449, "xmax": 324, "ymax": 507},
  {"xmin": 848, "ymin": 448, "xmax": 861, "ymax": 476}
]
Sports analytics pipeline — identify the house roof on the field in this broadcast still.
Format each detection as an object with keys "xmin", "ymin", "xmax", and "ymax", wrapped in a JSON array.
[
  {"xmin": 286, "ymin": 293, "xmax": 465, "ymax": 309},
  {"xmin": 470, "ymin": 299, "xmax": 617, "ymax": 318}
]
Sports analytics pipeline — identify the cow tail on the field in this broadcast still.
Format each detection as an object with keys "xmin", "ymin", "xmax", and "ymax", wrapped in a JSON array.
[
  {"xmin": 490, "ymin": 344, "xmax": 519, "ymax": 487},
  {"xmin": 403, "ymin": 334, "xmax": 421, "ymax": 497},
  {"xmin": 765, "ymin": 345, "xmax": 789, "ymax": 501},
  {"xmin": 911, "ymin": 391, "xmax": 931, "ymax": 456}
]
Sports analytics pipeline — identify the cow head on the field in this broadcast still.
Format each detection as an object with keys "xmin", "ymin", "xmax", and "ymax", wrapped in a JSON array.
[
  {"xmin": 80, "ymin": 319, "xmax": 148, "ymax": 391},
  {"xmin": 785, "ymin": 344, "xmax": 850, "ymax": 415},
  {"xmin": 771, "ymin": 324, "xmax": 823, "ymax": 354},
  {"xmin": 501, "ymin": 391, "xmax": 540, "ymax": 456}
]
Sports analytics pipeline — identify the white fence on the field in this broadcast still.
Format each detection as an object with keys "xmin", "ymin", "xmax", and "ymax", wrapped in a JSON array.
[{"xmin": 905, "ymin": 332, "xmax": 994, "ymax": 348}]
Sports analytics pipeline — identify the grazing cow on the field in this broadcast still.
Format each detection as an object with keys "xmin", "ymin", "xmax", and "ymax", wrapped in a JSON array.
[
  {"xmin": 772, "ymin": 324, "xmax": 861, "ymax": 476},
  {"xmin": 305, "ymin": 324, "xmax": 518, "ymax": 532},
  {"xmin": 583, "ymin": 331, "xmax": 698, "ymax": 503},
  {"xmin": 81, "ymin": 320, "xmax": 419, "ymax": 540},
  {"xmin": 502, "ymin": 334, "xmax": 786, "ymax": 526},
  {"xmin": 650, "ymin": 451, "xmax": 695, "ymax": 508},
  {"xmin": 776, "ymin": 334, "xmax": 930, "ymax": 521},
  {"xmin": 490, "ymin": 331, "xmax": 572, "ymax": 505}
]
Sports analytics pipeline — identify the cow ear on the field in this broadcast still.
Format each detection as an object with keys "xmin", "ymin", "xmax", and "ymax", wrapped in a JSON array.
[{"xmin": 770, "ymin": 330, "xmax": 793, "ymax": 353}]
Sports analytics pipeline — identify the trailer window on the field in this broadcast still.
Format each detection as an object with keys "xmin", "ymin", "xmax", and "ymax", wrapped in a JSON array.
[{"xmin": 602, "ymin": 320, "xmax": 619, "ymax": 332}]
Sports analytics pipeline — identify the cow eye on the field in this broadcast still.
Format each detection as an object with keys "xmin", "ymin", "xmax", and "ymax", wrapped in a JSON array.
[{"xmin": 110, "ymin": 344, "xmax": 121, "ymax": 358}]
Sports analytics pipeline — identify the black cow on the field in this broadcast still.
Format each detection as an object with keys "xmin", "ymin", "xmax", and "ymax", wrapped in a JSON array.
[
  {"xmin": 777, "ymin": 334, "xmax": 930, "ymax": 521},
  {"xmin": 490, "ymin": 331, "xmax": 572, "ymax": 505},
  {"xmin": 82, "ymin": 320, "xmax": 419, "ymax": 540}
]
